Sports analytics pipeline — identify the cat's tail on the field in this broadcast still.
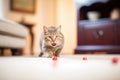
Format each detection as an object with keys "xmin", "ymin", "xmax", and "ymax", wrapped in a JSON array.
[{"xmin": 39, "ymin": 52, "xmax": 43, "ymax": 57}]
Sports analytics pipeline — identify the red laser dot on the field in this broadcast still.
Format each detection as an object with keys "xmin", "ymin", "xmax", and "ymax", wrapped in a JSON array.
[
  {"xmin": 112, "ymin": 57, "xmax": 119, "ymax": 64},
  {"xmin": 52, "ymin": 56, "xmax": 57, "ymax": 61},
  {"xmin": 83, "ymin": 57, "xmax": 87, "ymax": 60}
]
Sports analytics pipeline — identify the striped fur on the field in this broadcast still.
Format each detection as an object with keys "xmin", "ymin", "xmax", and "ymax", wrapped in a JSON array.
[{"xmin": 39, "ymin": 26, "xmax": 64, "ymax": 58}]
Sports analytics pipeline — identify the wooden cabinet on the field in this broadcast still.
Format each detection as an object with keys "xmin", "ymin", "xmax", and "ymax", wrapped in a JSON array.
[
  {"xmin": 78, "ymin": 19, "xmax": 117, "ymax": 45},
  {"xmin": 75, "ymin": 19, "xmax": 120, "ymax": 54},
  {"xmin": 118, "ymin": 21, "xmax": 120, "ymax": 45},
  {"xmin": 75, "ymin": 0, "xmax": 120, "ymax": 54},
  {"xmin": 76, "ymin": 0, "xmax": 120, "ymax": 20}
]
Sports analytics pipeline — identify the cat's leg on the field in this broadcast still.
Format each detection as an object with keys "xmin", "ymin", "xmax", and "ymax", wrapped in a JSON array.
[
  {"xmin": 39, "ymin": 52, "xmax": 43, "ymax": 57},
  {"xmin": 40, "ymin": 49, "xmax": 49, "ymax": 57},
  {"xmin": 41, "ymin": 52, "xmax": 49, "ymax": 57},
  {"xmin": 40, "ymin": 45, "xmax": 50, "ymax": 57},
  {"xmin": 48, "ymin": 51, "xmax": 53, "ymax": 58},
  {"xmin": 54, "ymin": 48, "xmax": 62, "ymax": 57}
]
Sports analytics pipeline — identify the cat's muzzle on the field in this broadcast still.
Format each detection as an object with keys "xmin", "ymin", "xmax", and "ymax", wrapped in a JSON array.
[{"xmin": 52, "ymin": 43, "xmax": 56, "ymax": 46}]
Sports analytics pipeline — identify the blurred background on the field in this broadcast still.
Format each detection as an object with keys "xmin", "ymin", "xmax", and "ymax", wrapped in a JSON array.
[
  {"xmin": 0, "ymin": 0, "xmax": 120, "ymax": 56},
  {"xmin": 0, "ymin": 0, "xmax": 77, "ymax": 56}
]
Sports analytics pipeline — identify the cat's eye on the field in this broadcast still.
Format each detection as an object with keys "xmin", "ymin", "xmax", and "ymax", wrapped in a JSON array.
[
  {"xmin": 56, "ymin": 36, "xmax": 58, "ymax": 38},
  {"xmin": 48, "ymin": 36, "xmax": 51, "ymax": 38}
]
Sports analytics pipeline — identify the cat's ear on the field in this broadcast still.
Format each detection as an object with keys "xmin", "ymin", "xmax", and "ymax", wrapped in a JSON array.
[
  {"xmin": 43, "ymin": 26, "xmax": 48, "ymax": 34},
  {"xmin": 57, "ymin": 25, "xmax": 61, "ymax": 32}
]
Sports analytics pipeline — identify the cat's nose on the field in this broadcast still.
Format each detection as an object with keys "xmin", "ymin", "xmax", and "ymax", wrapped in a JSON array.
[{"xmin": 52, "ymin": 43, "xmax": 56, "ymax": 46}]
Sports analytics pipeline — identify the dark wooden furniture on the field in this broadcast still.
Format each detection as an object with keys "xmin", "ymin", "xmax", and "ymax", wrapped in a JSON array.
[
  {"xmin": 75, "ymin": 0, "xmax": 120, "ymax": 54},
  {"xmin": 75, "ymin": 19, "xmax": 120, "ymax": 54},
  {"xmin": 76, "ymin": 0, "xmax": 120, "ymax": 20}
]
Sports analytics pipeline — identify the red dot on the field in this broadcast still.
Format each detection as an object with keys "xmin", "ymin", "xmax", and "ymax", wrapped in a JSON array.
[
  {"xmin": 112, "ymin": 57, "xmax": 119, "ymax": 64},
  {"xmin": 83, "ymin": 57, "xmax": 87, "ymax": 60},
  {"xmin": 52, "ymin": 56, "xmax": 57, "ymax": 61}
]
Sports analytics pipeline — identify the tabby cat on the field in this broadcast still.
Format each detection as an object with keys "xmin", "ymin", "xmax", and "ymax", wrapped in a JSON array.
[{"xmin": 39, "ymin": 26, "xmax": 64, "ymax": 58}]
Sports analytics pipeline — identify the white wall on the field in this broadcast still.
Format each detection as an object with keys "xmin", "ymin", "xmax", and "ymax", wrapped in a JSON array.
[
  {"xmin": 0, "ymin": 0, "xmax": 4, "ymax": 18},
  {"xmin": 4, "ymin": 0, "xmax": 77, "ymax": 56}
]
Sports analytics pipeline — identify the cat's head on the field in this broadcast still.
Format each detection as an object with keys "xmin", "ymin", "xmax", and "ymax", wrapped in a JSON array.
[{"xmin": 43, "ymin": 25, "xmax": 64, "ymax": 47}]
